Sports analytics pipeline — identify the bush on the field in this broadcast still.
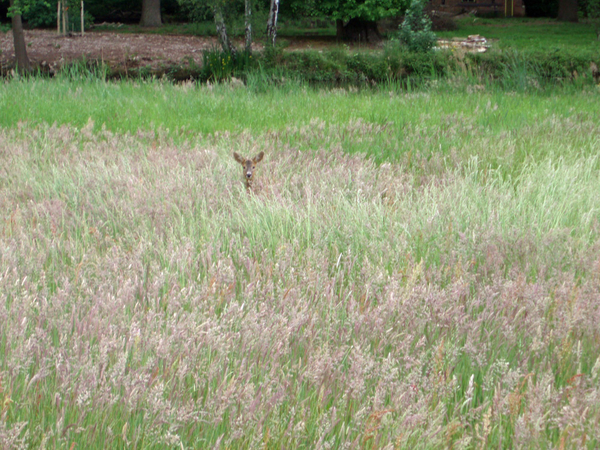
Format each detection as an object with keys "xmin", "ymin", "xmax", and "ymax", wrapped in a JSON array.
[
  {"xmin": 22, "ymin": 0, "xmax": 55, "ymax": 28},
  {"xmin": 398, "ymin": 0, "xmax": 437, "ymax": 53},
  {"xmin": 202, "ymin": 48, "xmax": 255, "ymax": 81}
]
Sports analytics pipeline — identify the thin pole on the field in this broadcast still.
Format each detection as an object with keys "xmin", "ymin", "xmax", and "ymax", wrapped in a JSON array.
[
  {"xmin": 57, "ymin": 1, "xmax": 61, "ymax": 35},
  {"xmin": 62, "ymin": 1, "xmax": 67, "ymax": 34}
]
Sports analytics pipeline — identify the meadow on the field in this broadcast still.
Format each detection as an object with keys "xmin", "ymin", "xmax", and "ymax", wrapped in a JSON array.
[{"xmin": 1, "ymin": 77, "xmax": 600, "ymax": 448}]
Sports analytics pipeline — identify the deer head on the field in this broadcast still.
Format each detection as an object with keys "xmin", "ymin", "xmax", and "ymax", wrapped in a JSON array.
[{"xmin": 233, "ymin": 151, "xmax": 264, "ymax": 189}]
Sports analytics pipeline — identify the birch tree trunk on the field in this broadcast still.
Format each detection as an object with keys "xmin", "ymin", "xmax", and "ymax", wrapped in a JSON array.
[
  {"xmin": 266, "ymin": 0, "xmax": 279, "ymax": 47},
  {"xmin": 245, "ymin": 0, "xmax": 252, "ymax": 53},
  {"xmin": 9, "ymin": 0, "xmax": 31, "ymax": 73},
  {"xmin": 213, "ymin": 6, "xmax": 236, "ymax": 55}
]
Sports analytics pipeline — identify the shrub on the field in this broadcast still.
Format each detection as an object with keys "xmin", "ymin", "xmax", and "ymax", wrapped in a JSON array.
[
  {"xmin": 202, "ymin": 48, "xmax": 254, "ymax": 81},
  {"xmin": 398, "ymin": 0, "xmax": 438, "ymax": 53}
]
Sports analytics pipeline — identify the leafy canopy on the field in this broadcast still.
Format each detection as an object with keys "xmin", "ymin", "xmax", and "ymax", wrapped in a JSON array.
[{"xmin": 289, "ymin": 0, "xmax": 409, "ymax": 22}]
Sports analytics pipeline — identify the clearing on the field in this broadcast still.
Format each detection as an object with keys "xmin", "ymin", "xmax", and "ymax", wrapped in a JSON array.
[{"xmin": 0, "ymin": 29, "xmax": 376, "ymax": 71}]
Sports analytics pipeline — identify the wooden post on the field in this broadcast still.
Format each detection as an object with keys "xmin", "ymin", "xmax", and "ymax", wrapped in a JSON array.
[{"xmin": 81, "ymin": 1, "xmax": 84, "ymax": 36}]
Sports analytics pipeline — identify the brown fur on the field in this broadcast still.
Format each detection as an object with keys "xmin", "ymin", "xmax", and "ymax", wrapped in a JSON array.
[{"xmin": 233, "ymin": 151, "xmax": 265, "ymax": 190}]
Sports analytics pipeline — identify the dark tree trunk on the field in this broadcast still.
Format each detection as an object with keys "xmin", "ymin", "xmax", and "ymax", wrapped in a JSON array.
[
  {"xmin": 266, "ymin": 0, "xmax": 279, "ymax": 46},
  {"xmin": 336, "ymin": 19, "xmax": 344, "ymax": 40},
  {"xmin": 339, "ymin": 18, "xmax": 381, "ymax": 44},
  {"xmin": 245, "ymin": 0, "xmax": 252, "ymax": 53},
  {"xmin": 557, "ymin": 0, "xmax": 579, "ymax": 22},
  {"xmin": 9, "ymin": 0, "xmax": 31, "ymax": 73},
  {"xmin": 213, "ymin": 6, "xmax": 236, "ymax": 55},
  {"xmin": 140, "ymin": 0, "xmax": 162, "ymax": 27}
]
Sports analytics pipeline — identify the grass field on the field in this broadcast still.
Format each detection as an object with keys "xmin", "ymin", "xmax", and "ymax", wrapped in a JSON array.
[
  {"xmin": 1, "ymin": 79, "xmax": 600, "ymax": 448},
  {"xmin": 437, "ymin": 17, "xmax": 600, "ymax": 52}
]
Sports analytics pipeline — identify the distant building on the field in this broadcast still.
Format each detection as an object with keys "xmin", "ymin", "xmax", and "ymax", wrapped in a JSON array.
[{"xmin": 429, "ymin": 0, "xmax": 525, "ymax": 17}]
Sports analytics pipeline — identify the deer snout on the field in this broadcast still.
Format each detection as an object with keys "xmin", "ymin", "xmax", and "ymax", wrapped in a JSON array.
[{"xmin": 246, "ymin": 172, "xmax": 252, "ymax": 178}]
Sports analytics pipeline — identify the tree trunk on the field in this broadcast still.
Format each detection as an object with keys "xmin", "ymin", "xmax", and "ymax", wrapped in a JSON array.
[
  {"xmin": 9, "ymin": 0, "xmax": 31, "ymax": 73},
  {"xmin": 336, "ymin": 19, "xmax": 344, "ymax": 40},
  {"xmin": 557, "ymin": 0, "xmax": 579, "ymax": 22},
  {"xmin": 339, "ymin": 18, "xmax": 381, "ymax": 44},
  {"xmin": 140, "ymin": 0, "xmax": 162, "ymax": 27},
  {"xmin": 245, "ymin": 0, "xmax": 252, "ymax": 53},
  {"xmin": 213, "ymin": 6, "xmax": 236, "ymax": 55},
  {"xmin": 266, "ymin": 0, "xmax": 279, "ymax": 46}
]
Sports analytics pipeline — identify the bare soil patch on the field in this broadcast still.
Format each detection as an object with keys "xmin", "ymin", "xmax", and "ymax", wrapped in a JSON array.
[
  {"xmin": 0, "ymin": 29, "xmax": 381, "ymax": 73},
  {"xmin": 1, "ymin": 29, "xmax": 223, "ymax": 71}
]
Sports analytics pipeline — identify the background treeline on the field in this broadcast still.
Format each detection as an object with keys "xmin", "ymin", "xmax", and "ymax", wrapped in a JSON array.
[{"xmin": 1, "ymin": 0, "xmax": 600, "ymax": 29}]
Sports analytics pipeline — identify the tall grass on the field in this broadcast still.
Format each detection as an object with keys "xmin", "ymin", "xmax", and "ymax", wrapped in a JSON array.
[
  {"xmin": 0, "ymin": 77, "xmax": 599, "ymax": 167},
  {"xmin": 1, "ymin": 81, "xmax": 600, "ymax": 448}
]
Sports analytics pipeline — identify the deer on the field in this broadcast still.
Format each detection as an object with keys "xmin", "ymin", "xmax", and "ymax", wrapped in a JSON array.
[{"xmin": 233, "ymin": 151, "xmax": 265, "ymax": 190}]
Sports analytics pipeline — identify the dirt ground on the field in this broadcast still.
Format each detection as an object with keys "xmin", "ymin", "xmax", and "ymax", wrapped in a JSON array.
[
  {"xmin": 0, "ymin": 29, "xmax": 369, "ymax": 72},
  {"xmin": 0, "ymin": 29, "xmax": 225, "ymax": 71}
]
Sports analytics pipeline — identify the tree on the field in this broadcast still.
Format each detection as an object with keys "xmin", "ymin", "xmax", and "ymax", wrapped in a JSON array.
[
  {"xmin": 140, "ymin": 0, "xmax": 162, "ymax": 27},
  {"xmin": 8, "ymin": 0, "xmax": 31, "ymax": 73},
  {"xmin": 244, "ymin": 0, "xmax": 252, "ymax": 52},
  {"xmin": 213, "ymin": 3, "xmax": 237, "ymax": 54},
  {"xmin": 311, "ymin": 0, "xmax": 409, "ymax": 42},
  {"xmin": 266, "ymin": 0, "xmax": 279, "ymax": 46},
  {"xmin": 557, "ymin": 0, "xmax": 579, "ymax": 21},
  {"xmin": 398, "ymin": 0, "xmax": 436, "ymax": 52},
  {"xmin": 178, "ymin": 0, "xmax": 263, "ymax": 54}
]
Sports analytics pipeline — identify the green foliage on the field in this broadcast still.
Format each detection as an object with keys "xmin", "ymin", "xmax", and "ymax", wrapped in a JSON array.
[
  {"xmin": 202, "ymin": 47, "xmax": 254, "ymax": 80},
  {"xmin": 398, "ymin": 0, "xmax": 437, "ymax": 53},
  {"xmin": 176, "ymin": 0, "xmax": 271, "ymax": 39},
  {"xmin": 177, "ymin": 0, "xmax": 213, "ymax": 23},
  {"xmin": 585, "ymin": 0, "xmax": 600, "ymax": 39},
  {"xmin": 83, "ymin": 0, "xmax": 140, "ymax": 21},
  {"xmin": 18, "ymin": 0, "xmax": 52, "ymax": 27},
  {"xmin": 346, "ymin": 52, "xmax": 390, "ymax": 79},
  {"xmin": 582, "ymin": 0, "xmax": 600, "ymax": 17},
  {"xmin": 314, "ymin": 0, "xmax": 408, "ymax": 22},
  {"xmin": 11, "ymin": 0, "xmax": 95, "ymax": 30}
]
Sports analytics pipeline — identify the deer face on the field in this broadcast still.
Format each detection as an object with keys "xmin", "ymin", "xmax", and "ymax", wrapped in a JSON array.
[{"xmin": 233, "ymin": 151, "xmax": 264, "ymax": 187}]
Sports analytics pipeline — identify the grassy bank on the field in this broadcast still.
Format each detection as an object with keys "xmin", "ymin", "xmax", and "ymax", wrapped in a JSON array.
[{"xmin": 1, "ymin": 80, "xmax": 600, "ymax": 448}]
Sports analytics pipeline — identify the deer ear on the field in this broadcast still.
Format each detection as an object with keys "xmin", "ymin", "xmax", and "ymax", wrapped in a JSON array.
[
  {"xmin": 253, "ymin": 151, "xmax": 264, "ymax": 163},
  {"xmin": 233, "ymin": 152, "xmax": 244, "ymax": 165}
]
